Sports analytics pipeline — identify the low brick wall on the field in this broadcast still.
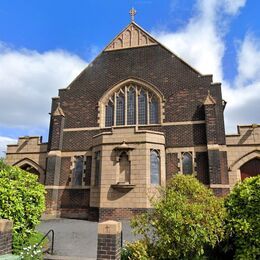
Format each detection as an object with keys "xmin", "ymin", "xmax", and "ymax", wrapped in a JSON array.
[{"xmin": 0, "ymin": 219, "xmax": 13, "ymax": 255}]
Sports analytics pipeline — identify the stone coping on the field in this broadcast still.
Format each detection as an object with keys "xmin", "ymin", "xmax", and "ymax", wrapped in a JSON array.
[{"xmin": 0, "ymin": 219, "xmax": 13, "ymax": 233}]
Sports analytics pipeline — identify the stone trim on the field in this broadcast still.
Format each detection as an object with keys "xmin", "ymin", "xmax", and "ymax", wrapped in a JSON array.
[
  {"xmin": 45, "ymin": 185, "xmax": 91, "ymax": 189},
  {"xmin": 163, "ymin": 120, "xmax": 205, "ymax": 126},
  {"xmin": 210, "ymin": 184, "xmax": 230, "ymax": 188},
  {"xmin": 166, "ymin": 146, "xmax": 208, "ymax": 153},
  {"xmin": 104, "ymin": 21, "xmax": 158, "ymax": 51},
  {"xmin": 62, "ymin": 120, "xmax": 206, "ymax": 132},
  {"xmin": 63, "ymin": 127, "xmax": 100, "ymax": 132}
]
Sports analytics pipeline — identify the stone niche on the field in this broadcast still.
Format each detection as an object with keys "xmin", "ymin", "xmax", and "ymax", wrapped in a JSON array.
[{"xmin": 90, "ymin": 127, "xmax": 166, "ymax": 209}]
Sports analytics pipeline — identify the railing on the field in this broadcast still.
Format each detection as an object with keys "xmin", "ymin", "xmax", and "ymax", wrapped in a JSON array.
[{"xmin": 36, "ymin": 229, "xmax": 55, "ymax": 255}]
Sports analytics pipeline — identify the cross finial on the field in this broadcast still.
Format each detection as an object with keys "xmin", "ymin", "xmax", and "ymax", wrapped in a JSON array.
[{"xmin": 129, "ymin": 7, "xmax": 136, "ymax": 22}]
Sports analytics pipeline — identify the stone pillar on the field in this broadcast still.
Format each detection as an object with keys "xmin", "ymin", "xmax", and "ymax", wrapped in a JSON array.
[
  {"xmin": 97, "ymin": 220, "xmax": 122, "ymax": 260},
  {"xmin": 45, "ymin": 101, "xmax": 65, "ymax": 216},
  {"xmin": 0, "ymin": 219, "xmax": 13, "ymax": 255}
]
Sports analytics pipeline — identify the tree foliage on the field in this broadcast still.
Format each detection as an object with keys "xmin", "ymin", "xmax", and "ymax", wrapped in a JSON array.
[
  {"xmin": 131, "ymin": 174, "xmax": 226, "ymax": 259},
  {"xmin": 0, "ymin": 160, "xmax": 46, "ymax": 252},
  {"xmin": 225, "ymin": 175, "xmax": 260, "ymax": 259}
]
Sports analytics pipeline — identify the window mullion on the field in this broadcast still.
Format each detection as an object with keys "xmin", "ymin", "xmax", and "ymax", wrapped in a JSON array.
[
  {"xmin": 114, "ymin": 93, "xmax": 116, "ymax": 126},
  {"xmin": 146, "ymin": 91, "xmax": 149, "ymax": 124},
  {"xmin": 124, "ymin": 86, "xmax": 127, "ymax": 126},
  {"xmin": 136, "ymin": 87, "xmax": 139, "ymax": 126}
]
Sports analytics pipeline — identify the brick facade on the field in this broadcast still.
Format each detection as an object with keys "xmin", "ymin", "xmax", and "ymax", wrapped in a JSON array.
[{"xmin": 9, "ymin": 20, "xmax": 259, "ymax": 222}]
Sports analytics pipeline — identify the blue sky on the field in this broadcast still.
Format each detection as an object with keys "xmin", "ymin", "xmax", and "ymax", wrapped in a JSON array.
[{"xmin": 0, "ymin": 0, "xmax": 260, "ymax": 156}]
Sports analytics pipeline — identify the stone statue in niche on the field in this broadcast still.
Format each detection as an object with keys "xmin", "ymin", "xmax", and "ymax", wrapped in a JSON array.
[
  {"xmin": 119, "ymin": 152, "xmax": 130, "ymax": 184},
  {"xmin": 72, "ymin": 156, "xmax": 83, "ymax": 186}
]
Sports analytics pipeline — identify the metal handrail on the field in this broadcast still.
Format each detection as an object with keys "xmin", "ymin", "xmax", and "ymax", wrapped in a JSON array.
[{"xmin": 36, "ymin": 229, "xmax": 55, "ymax": 255}]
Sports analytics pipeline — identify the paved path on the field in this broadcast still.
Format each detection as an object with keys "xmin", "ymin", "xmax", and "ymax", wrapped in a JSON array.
[{"xmin": 37, "ymin": 219, "xmax": 138, "ymax": 259}]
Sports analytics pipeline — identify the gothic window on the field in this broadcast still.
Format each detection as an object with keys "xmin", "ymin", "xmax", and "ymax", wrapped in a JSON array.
[
  {"xmin": 138, "ymin": 90, "xmax": 147, "ymax": 124},
  {"xmin": 103, "ymin": 83, "xmax": 161, "ymax": 127},
  {"xmin": 72, "ymin": 156, "xmax": 83, "ymax": 186},
  {"xmin": 116, "ymin": 93, "xmax": 125, "ymax": 125},
  {"xmin": 150, "ymin": 150, "xmax": 160, "ymax": 185},
  {"xmin": 95, "ymin": 151, "xmax": 101, "ymax": 185},
  {"xmin": 127, "ymin": 88, "xmax": 136, "ymax": 125},
  {"xmin": 149, "ymin": 97, "xmax": 158, "ymax": 124},
  {"xmin": 105, "ymin": 100, "xmax": 114, "ymax": 127},
  {"xmin": 182, "ymin": 152, "xmax": 193, "ymax": 175}
]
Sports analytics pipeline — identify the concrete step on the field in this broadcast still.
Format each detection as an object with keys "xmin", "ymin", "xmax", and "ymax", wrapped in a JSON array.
[{"xmin": 44, "ymin": 254, "xmax": 95, "ymax": 260}]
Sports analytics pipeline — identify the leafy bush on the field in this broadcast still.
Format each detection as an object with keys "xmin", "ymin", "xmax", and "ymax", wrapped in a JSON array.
[
  {"xmin": 0, "ymin": 160, "xmax": 46, "ymax": 253},
  {"xmin": 131, "ymin": 174, "xmax": 226, "ymax": 259},
  {"xmin": 121, "ymin": 240, "xmax": 149, "ymax": 260},
  {"xmin": 225, "ymin": 175, "xmax": 260, "ymax": 259}
]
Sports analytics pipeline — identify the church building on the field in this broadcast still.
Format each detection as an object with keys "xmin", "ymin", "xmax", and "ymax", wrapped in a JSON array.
[{"xmin": 5, "ymin": 11, "xmax": 260, "ymax": 221}]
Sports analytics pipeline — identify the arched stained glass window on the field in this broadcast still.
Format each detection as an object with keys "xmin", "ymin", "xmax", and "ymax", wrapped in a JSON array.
[
  {"xmin": 72, "ymin": 156, "xmax": 83, "ymax": 186},
  {"xmin": 103, "ymin": 83, "xmax": 160, "ymax": 127},
  {"xmin": 127, "ymin": 88, "xmax": 136, "ymax": 125},
  {"xmin": 105, "ymin": 101, "xmax": 114, "ymax": 127},
  {"xmin": 182, "ymin": 152, "xmax": 193, "ymax": 175},
  {"xmin": 116, "ymin": 93, "xmax": 125, "ymax": 125},
  {"xmin": 149, "ymin": 97, "xmax": 158, "ymax": 124},
  {"xmin": 150, "ymin": 150, "xmax": 160, "ymax": 185},
  {"xmin": 138, "ymin": 90, "xmax": 147, "ymax": 124}
]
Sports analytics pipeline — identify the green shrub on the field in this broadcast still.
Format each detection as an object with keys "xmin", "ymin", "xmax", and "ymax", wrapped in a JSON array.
[
  {"xmin": 121, "ymin": 240, "xmax": 150, "ymax": 260},
  {"xmin": 225, "ymin": 175, "xmax": 260, "ymax": 259},
  {"xmin": 0, "ymin": 160, "xmax": 46, "ymax": 253},
  {"xmin": 131, "ymin": 174, "xmax": 226, "ymax": 259}
]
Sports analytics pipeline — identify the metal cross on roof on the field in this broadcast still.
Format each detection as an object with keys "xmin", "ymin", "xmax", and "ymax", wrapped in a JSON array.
[{"xmin": 129, "ymin": 7, "xmax": 137, "ymax": 22}]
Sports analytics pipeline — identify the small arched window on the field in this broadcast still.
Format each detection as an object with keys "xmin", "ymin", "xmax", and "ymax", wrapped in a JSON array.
[
  {"xmin": 95, "ymin": 151, "xmax": 101, "ymax": 186},
  {"xmin": 138, "ymin": 90, "xmax": 147, "ymax": 124},
  {"xmin": 105, "ymin": 100, "xmax": 114, "ymax": 127},
  {"xmin": 150, "ymin": 150, "xmax": 160, "ymax": 185},
  {"xmin": 72, "ymin": 156, "xmax": 84, "ymax": 186},
  {"xmin": 116, "ymin": 92, "xmax": 125, "ymax": 125},
  {"xmin": 149, "ymin": 97, "xmax": 158, "ymax": 124},
  {"xmin": 182, "ymin": 152, "xmax": 193, "ymax": 175}
]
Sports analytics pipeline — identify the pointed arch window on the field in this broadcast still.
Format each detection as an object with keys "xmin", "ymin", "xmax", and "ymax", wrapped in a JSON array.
[
  {"xmin": 149, "ymin": 97, "xmax": 158, "ymax": 124},
  {"xmin": 116, "ymin": 92, "xmax": 125, "ymax": 125},
  {"xmin": 127, "ymin": 88, "xmax": 136, "ymax": 125},
  {"xmin": 150, "ymin": 150, "xmax": 160, "ymax": 185},
  {"xmin": 72, "ymin": 156, "xmax": 84, "ymax": 186},
  {"xmin": 138, "ymin": 90, "xmax": 147, "ymax": 125},
  {"xmin": 102, "ymin": 83, "xmax": 161, "ymax": 127},
  {"xmin": 105, "ymin": 100, "xmax": 114, "ymax": 127},
  {"xmin": 182, "ymin": 152, "xmax": 193, "ymax": 175}
]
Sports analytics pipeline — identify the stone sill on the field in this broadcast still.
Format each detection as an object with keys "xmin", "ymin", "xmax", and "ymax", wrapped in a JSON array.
[{"xmin": 111, "ymin": 183, "xmax": 135, "ymax": 191}]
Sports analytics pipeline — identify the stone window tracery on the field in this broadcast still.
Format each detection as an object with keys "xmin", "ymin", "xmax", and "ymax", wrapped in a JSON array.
[{"xmin": 103, "ymin": 83, "xmax": 161, "ymax": 127}]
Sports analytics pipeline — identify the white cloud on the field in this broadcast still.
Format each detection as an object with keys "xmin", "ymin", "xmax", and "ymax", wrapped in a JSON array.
[
  {"xmin": 0, "ymin": 44, "xmax": 87, "ymax": 129},
  {"xmin": 0, "ymin": 136, "xmax": 17, "ymax": 158},
  {"xmin": 223, "ymin": 35, "xmax": 260, "ymax": 132},
  {"xmin": 154, "ymin": 0, "xmax": 260, "ymax": 133}
]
